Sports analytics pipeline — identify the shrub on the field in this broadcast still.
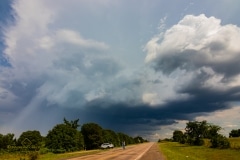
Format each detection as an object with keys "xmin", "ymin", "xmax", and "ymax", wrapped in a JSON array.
[
  {"xmin": 52, "ymin": 149, "xmax": 66, "ymax": 154},
  {"xmin": 210, "ymin": 135, "xmax": 230, "ymax": 149},
  {"xmin": 39, "ymin": 148, "xmax": 49, "ymax": 154},
  {"xmin": 187, "ymin": 137, "xmax": 204, "ymax": 146},
  {"xmin": 28, "ymin": 151, "xmax": 39, "ymax": 160}
]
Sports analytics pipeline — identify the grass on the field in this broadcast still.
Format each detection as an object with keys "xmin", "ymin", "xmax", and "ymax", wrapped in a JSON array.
[
  {"xmin": 229, "ymin": 137, "xmax": 240, "ymax": 149},
  {"xmin": 39, "ymin": 149, "xmax": 103, "ymax": 160},
  {"xmin": 0, "ymin": 152, "xmax": 28, "ymax": 160},
  {"xmin": 158, "ymin": 140, "xmax": 240, "ymax": 160},
  {"xmin": 0, "ymin": 149, "xmax": 103, "ymax": 160}
]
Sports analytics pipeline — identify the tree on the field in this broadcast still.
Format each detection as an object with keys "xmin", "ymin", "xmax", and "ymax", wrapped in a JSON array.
[
  {"xmin": 17, "ymin": 130, "xmax": 42, "ymax": 150},
  {"xmin": 64, "ymin": 117, "xmax": 80, "ymax": 129},
  {"xmin": 210, "ymin": 134, "xmax": 230, "ymax": 149},
  {"xmin": 206, "ymin": 124, "xmax": 221, "ymax": 138},
  {"xmin": 117, "ymin": 132, "xmax": 134, "ymax": 146},
  {"xmin": 0, "ymin": 133, "xmax": 15, "ymax": 149},
  {"xmin": 184, "ymin": 120, "xmax": 230, "ymax": 148},
  {"xmin": 102, "ymin": 129, "xmax": 119, "ymax": 147},
  {"xmin": 185, "ymin": 120, "xmax": 208, "ymax": 145},
  {"xmin": 134, "ymin": 136, "xmax": 145, "ymax": 143},
  {"xmin": 229, "ymin": 129, "xmax": 240, "ymax": 137},
  {"xmin": 45, "ymin": 118, "xmax": 83, "ymax": 152},
  {"xmin": 81, "ymin": 123, "xmax": 103, "ymax": 150},
  {"xmin": 172, "ymin": 130, "xmax": 183, "ymax": 142}
]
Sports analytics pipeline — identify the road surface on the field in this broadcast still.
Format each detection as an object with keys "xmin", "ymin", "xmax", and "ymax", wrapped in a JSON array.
[{"xmin": 67, "ymin": 142, "xmax": 165, "ymax": 160}]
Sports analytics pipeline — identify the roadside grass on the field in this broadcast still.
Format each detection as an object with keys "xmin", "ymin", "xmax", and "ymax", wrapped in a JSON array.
[
  {"xmin": 158, "ymin": 141, "xmax": 240, "ymax": 160},
  {"xmin": 39, "ymin": 149, "xmax": 103, "ymax": 160},
  {"xmin": 0, "ymin": 150, "xmax": 103, "ymax": 160},
  {"xmin": 0, "ymin": 152, "xmax": 28, "ymax": 160}
]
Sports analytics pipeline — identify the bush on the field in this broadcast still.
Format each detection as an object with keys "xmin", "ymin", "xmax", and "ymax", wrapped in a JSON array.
[
  {"xmin": 187, "ymin": 137, "xmax": 204, "ymax": 146},
  {"xmin": 179, "ymin": 137, "xmax": 186, "ymax": 144},
  {"xmin": 39, "ymin": 148, "xmax": 49, "ymax": 154},
  {"xmin": 52, "ymin": 149, "xmax": 66, "ymax": 154},
  {"xmin": 211, "ymin": 135, "xmax": 230, "ymax": 149},
  {"xmin": 28, "ymin": 151, "xmax": 39, "ymax": 160}
]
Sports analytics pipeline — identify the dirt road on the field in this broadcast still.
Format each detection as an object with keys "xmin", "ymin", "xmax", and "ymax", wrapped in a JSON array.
[{"xmin": 67, "ymin": 142, "xmax": 165, "ymax": 160}]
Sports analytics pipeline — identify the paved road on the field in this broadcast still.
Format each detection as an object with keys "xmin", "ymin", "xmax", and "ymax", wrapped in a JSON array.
[{"xmin": 67, "ymin": 142, "xmax": 165, "ymax": 160}]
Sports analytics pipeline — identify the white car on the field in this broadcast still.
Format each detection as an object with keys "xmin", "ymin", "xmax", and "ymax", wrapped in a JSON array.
[{"xmin": 100, "ymin": 143, "xmax": 114, "ymax": 149}]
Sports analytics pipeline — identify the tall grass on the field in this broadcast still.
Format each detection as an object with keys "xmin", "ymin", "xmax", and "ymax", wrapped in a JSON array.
[
  {"xmin": 0, "ymin": 152, "xmax": 28, "ymax": 160},
  {"xmin": 158, "ymin": 139, "xmax": 240, "ymax": 160},
  {"xmin": 38, "ymin": 150, "xmax": 102, "ymax": 160},
  {"xmin": 229, "ymin": 137, "xmax": 240, "ymax": 149},
  {"xmin": 0, "ymin": 149, "xmax": 103, "ymax": 160}
]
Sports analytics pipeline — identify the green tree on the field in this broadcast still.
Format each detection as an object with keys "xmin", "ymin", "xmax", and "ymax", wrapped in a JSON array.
[
  {"xmin": 185, "ymin": 120, "xmax": 208, "ymax": 146},
  {"xmin": 206, "ymin": 124, "xmax": 221, "ymax": 138},
  {"xmin": 64, "ymin": 117, "xmax": 80, "ymax": 129},
  {"xmin": 102, "ymin": 129, "xmax": 119, "ymax": 147},
  {"xmin": 134, "ymin": 136, "xmax": 145, "ymax": 143},
  {"xmin": 172, "ymin": 130, "xmax": 184, "ymax": 142},
  {"xmin": 17, "ymin": 130, "xmax": 42, "ymax": 150},
  {"xmin": 45, "ymin": 118, "xmax": 83, "ymax": 152},
  {"xmin": 0, "ymin": 133, "xmax": 15, "ymax": 149},
  {"xmin": 46, "ymin": 124, "xmax": 77, "ymax": 151},
  {"xmin": 210, "ymin": 134, "xmax": 230, "ymax": 149},
  {"xmin": 184, "ymin": 120, "xmax": 230, "ymax": 148},
  {"xmin": 229, "ymin": 129, "xmax": 240, "ymax": 137},
  {"xmin": 81, "ymin": 123, "xmax": 103, "ymax": 150},
  {"xmin": 117, "ymin": 132, "xmax": 134, "ymax": 146}
]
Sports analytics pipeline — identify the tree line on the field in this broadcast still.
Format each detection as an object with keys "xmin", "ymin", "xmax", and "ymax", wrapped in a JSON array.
[
  {"xmin": 170, "ymin": 120, "xmax": 240, "ymax": 149},
  {"xmin": 0, "ymin": 118, "xmax": 147, "ymax": 153}
]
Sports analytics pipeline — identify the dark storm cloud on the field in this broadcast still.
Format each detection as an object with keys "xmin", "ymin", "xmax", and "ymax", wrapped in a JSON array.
[{"xmin": 76, "ymin": 78, "xmax": 240, "ymax": 136}]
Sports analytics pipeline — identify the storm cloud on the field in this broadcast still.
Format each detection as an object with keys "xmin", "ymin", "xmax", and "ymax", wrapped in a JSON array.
[{"xmin": 1, "ymin": 0, "xmax": 240, "ymax": 141}]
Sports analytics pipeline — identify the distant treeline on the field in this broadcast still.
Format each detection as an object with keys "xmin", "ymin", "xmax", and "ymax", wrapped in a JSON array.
[
  {"xmin": 160, "ymin": 120, "xmax": 240, "ymax": 149},
  {"xmin": 0, "ymin": 118, "xmax": 147, "ymax": 153}
]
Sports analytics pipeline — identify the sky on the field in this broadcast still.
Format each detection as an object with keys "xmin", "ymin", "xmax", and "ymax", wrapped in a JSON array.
[{"xmin": 0, "ymin": 0, "xmax": 240, "ymax": 141}]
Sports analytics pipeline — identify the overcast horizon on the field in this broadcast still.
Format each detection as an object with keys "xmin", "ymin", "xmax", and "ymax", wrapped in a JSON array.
[{"xmin": 1, "ymin": 0, "xmax": 240, "ymax": 141}]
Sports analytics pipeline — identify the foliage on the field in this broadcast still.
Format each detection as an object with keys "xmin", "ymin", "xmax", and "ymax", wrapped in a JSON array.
[
  {"xmin": 64, "ymin": 117, "xmax": 80, "ymax": 129},
  {"xmin": 102, "ymin": 129, "xmax": 119, "ymax": 147},
  {"xmin": 39, "ymin": 148, "xmax": 49, "ymax": 154},
  {"xmin": 210, "ymin": 134, "xmax": 230, "ymax": 149},
  {"xmin": 183, "ymin": 120, "xmax": 229, "ymax": 147},
  {"xmin": 117, "ymin": 132, "xmax": 135, "ymax": 145},
  {"xmin": 28, "ymin": 151, "xmax": 39, "ymax": 160},
  {"xmin": 206, "ymin": 124, "xmax": 221, "ymax": 138},
  {"xmin": 185, "ymin": 120, "xmax": 208, "ymax": 145},
  {"xmin": 81, "ymin": 123, "xmax": 103, "ymax": 150},
  {"xmin": 172, "ymin": 130, "xmax": 184, "ymax": 142},
  {"xmin": 45, "ymin": 118, "xmax": 83, "ymax": 152},
  {"xmin": 17, "ymin": 130, "xmax": 42, "ymax": 150},
  {"xmin": 133, "ymin": 136, "xmax": 145, "ymax": 143},
  {"xmin": 229, "ymin": 129, "xmax": 240, "ymax": 137},
  {"xmin": 0, "ymin": 133, "xmax": 15, "ymax": 149}
]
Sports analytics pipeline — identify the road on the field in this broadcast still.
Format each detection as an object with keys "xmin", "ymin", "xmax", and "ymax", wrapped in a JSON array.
[{"xmin": 67, "ymin": 142, "xmax": 165, "ymax": 160}]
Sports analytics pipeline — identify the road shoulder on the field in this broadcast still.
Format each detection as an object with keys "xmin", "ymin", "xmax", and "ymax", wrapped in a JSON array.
[{"xmin": 139, "ymin": 143, "xmax": 166, "ymax": 160}]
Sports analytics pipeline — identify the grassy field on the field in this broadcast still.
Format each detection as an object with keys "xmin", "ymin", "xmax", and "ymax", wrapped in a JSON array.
[{"xmin": 158, "ymin": 138, "xmax": 240, "ymax": 160}]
